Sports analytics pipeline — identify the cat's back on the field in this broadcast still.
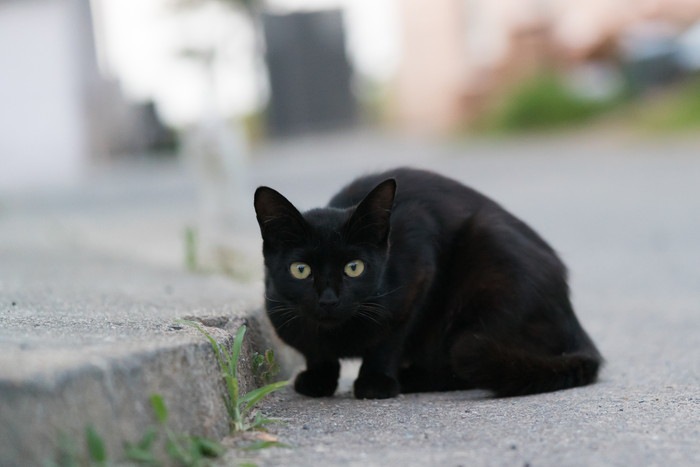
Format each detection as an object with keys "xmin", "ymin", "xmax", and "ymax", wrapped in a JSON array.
[
  {"xmin": 329, "ymin": 167, "xmax": 492, "ymax": 220},
  {"xmin": 329, "ymin": 167, "xmax": 554, "ymax": 257}
]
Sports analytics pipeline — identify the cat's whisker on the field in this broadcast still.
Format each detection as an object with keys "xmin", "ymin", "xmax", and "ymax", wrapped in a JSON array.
[
  {"xmin": 359, "ymin": 302, "xmax": 391, "ymax": 315},
  {"xmin": 267, "ymin": 306, "xmax": 296, "ymax": 317},
  {"xmin": 266, "ymin": 304, "xmax": 302, "ymax": 331},
  {"xmin": 354, "ymin": 303, "xmax": 390, "ymax": 327},
  {"xmin": 272, "ymin": 306, "xmax": 309, "ymax": 332},
  {"xmin": 356, "ymin": 310, "xmax": 382, "ymax": 326},
  {"xmin": 358, "ymin": 303, "xmax": 387, "ymax": 314},
  {"xmin": 277, "ymin": 314, "xmax": 300, "ymax": 331},
  {"xmin": 264, "ymin": 295, "xmax": 287, "ymax": 304},
  {"xmin": 371, "ymin": 285, "xmax": 407, "ymax": 299}
]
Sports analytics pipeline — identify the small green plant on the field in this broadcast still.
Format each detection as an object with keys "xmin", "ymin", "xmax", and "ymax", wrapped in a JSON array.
[
  {"xmin": 182, "ymin": 229, "xmax": 255, "ymax": 282},
  {"xmin": 49, "ymin": 427, "xmax": 109, "ymax": 467},
  {"xmin": 124, "ymin": 394, "xmax": 225, "ymax": 466},
  {"xmin": 184, "ymin": 227, "xmax": 198, "ymax": 272},
  {"xmin": 49, "ymin": 398, "xmax": 225, "ymax": 467},
  {"xmin": 181, "ymin": 322, "xmax": 289, "ymax": 432},
  {"xmin": 85, "ymin": 426, "xmax": 107, "ymax": 465},
  {"xmin": 252, "ymin": 349, "xmax": 281, "ymax": 385},
  {"xmin": 53, "ymin": 432, "xmax": 79, "ymax": 467},
  {"xmin": 50, "ymin": 324, "xmax": 288, "ymax": 465}
]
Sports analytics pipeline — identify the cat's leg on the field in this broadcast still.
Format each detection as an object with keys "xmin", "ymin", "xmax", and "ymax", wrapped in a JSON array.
[
  {"xmin": 355, "ymin": 267, "xmax": 436, "ymax": 397},
  {"xmin": 294, "ymin": 357, "xmax": 340, "ymax": 397},
  {"xmin": 353, "ymin": 221, "xmax": 438, "ymax": 399},
  {"xmin": 354, "ymin": 335, "xmax": 404, "ymax": 399}
]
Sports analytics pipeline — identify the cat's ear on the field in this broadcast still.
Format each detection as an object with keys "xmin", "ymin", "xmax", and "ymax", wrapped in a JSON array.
[
  {"xmin": 345, "ymin": 178, "xmax": 396, "ymax": 245},
  {"xmin": 254, "ymin": 186, "xmax": 308, "ymax": 247}
]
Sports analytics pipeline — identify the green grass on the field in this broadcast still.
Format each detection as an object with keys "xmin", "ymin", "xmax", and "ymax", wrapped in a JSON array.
[
  {"xmin": 182, "ymin": 227, "xmax": 256, "ymax": 282},
  {"xmin": 470, "ymin": 71, "xmax": 700, "ymax": 136},
  {"xmin": 473, "ymin": 73, "xmax": 622, "ymax": 133},
  {"xmin": 625, "ymin": 78, "xmax": 700, "ymax": 132},
  {"xmin": 53, "ymin": 432, "xmax": 81, "ymax": 467},
  {"xmin": 85, "ymin": 426, "xmax": 107, "ymax": 465},
  {"xmin": 48, "ymin": 324, "xmax": 288, "ymax": 466},
  {"xmin": 252, "ymin": 349, "xmax": 281, "ymax": 385},
  {"xmin": 184, "ymin": 227, "xmax": 198, "ymax": 272},
  {"xmin": 123, "ymin": 394, "xmax": 225, "ymax": 466},
  {"xmin": 48, "ymin": 397, "xmax": 224, "ymax": 467},
  {"xmin": 181, "ymin": 322, "xmax": 289, "ymax": 433}
]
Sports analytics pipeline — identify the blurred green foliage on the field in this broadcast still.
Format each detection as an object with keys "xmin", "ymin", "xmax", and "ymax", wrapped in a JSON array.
[
  {"xmin": 626, "ymin": 78, "xmax": 700, "ymax": 132},
  {"xmin": 471, "ymin": 71, "xmax": 700, "ymax": 136},
  {"xmin": 239, "ymin": 111, "xmax": 267, "ymax": 147},
  {"xmin": 474, "ymin": 73, "xmax": 622, "ymax": 133}
]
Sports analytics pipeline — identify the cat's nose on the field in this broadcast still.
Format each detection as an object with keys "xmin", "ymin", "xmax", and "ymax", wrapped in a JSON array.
[{"xmin": 318, "ymin": 288, "xmax": 339, "ymax": 308}]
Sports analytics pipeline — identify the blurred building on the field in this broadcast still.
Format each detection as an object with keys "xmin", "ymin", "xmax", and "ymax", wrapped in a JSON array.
[
  {"xmin": 393, "ymin": 0, "xmax": 700, "ymax": 134},
  {"xmin": 0, "ymin": 0, "xmax": 93, "ymax": 190},
  {"xmin": 0, "ymin": 0, "xmax": 173, "ymax": 192},
  {"xmin": 263, "ymin": 10, "xmax": 357, "ymax": 137}
]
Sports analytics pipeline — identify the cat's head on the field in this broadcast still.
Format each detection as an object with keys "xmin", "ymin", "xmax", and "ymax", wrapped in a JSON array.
[{"xmin": 253, "ymin": 179, "xmax": 396, "ymax": 328}]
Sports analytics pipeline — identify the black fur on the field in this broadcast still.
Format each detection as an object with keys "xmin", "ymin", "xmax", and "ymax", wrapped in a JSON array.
[{"xmin": 254, "ymin": 168, "xmax": 602, "ymax": 399}]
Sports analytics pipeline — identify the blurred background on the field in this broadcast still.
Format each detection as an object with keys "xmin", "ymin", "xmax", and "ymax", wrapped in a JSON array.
[
  {"xmin": 3, "ymin": 3, "xmax": 700, "ymax": 463},
  {"xmin": 2, "ymin": 0, "xmax": 700, "ymax": 277}
]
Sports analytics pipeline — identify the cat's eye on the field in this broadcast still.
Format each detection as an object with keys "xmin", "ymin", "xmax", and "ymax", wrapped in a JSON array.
[
  {"xmin": 289, "ymin": 262, "xmax": 311, "ymax": 279},
  {"xmin": 344, "ymin": 260, "xmax": 365, "ymax": 278}
]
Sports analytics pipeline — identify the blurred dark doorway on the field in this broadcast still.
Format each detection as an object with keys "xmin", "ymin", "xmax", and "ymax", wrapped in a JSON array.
[{"xmin": 263, "ymin": 10, "xmax": 357, "ymax": 137}]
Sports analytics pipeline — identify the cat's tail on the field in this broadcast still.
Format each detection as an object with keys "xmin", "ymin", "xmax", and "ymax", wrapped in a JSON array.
[{"xmin": 450, "ymin": 334, "xmax": 602, "ymax": 397}]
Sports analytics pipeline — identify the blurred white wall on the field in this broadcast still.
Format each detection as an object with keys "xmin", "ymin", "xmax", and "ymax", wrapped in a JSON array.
[{"xmin": 0, "ymin": 0, "xmax": 90, "ymax": 192}]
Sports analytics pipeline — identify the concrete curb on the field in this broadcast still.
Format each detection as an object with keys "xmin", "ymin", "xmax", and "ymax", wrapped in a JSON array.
[{"xmin": 0, "ymin": 248, "xmax": 278, "ymax": 466}]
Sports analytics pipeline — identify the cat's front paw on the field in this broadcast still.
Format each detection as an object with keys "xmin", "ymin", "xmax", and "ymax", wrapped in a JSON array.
[
  {"xmin": 353, "ymin": 373, "xmax": 400, "ymax": 399},
  {"xmin": 294, "ymin": 368, "xmax": 338, "ymax": 397}
]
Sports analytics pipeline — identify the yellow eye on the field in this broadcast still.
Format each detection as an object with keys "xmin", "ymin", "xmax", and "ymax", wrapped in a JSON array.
[
  {"xmin": 344, "ymin": 260, "xmax": 365, "ymax": 278},
  {"xmin": 290, "ymin": 262, "xmax": 311, "ymax": 279}
]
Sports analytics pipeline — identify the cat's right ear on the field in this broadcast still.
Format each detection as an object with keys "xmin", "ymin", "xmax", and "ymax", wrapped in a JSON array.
[
  {"xmin": 345, "ymin": 178, "xmax": 396, "ymax": 246},
  {"xmin": 254, "ymin": 187, "xmax": 308, "ymax": 247}
]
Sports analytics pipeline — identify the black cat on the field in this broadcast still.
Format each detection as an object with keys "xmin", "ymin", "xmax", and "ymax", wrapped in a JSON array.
[{"xmin": 254, "ymin": 168, "xmax": 602, "ymax": 399}]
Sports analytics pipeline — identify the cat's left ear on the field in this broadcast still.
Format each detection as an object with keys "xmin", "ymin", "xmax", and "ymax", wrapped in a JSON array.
[
  {"xmin": 254, "ymin": 186, "xmax": 309, "ymax": 247},
  {"xmin": 345, "ymin": 178, "xmax": 396, "ymax": 245}
]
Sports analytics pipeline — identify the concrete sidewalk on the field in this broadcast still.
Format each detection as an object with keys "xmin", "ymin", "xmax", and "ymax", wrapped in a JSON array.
[
  {"xmin": 0, "ymin": 245, "xmax": 266, "ymax": 465},
  {"xmin": 2, "ymin": 132, "xmax": 699, "ymax": 466},
  {"xmin": 0, "ymin": 159, "xmax": 267, "ymax": 464}
]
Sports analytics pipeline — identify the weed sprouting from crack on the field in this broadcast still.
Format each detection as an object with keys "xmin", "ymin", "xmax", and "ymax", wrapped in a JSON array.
[
  {"xmin": 180, "ymin": 321, "xmax": 290, "ymax": 433},
  {"xmin": 48, "ymin": 397, "xmax": 225, "ymax": 466},
  {"xmin": 47, "ymin": 323, "xmax": 288, "ymax": 466},
  {"xmin": 123, "ymin": 394, "xmax": 225, "ymax": 466},
  {"xmin": 252, "ymin": 349, "xmax": 281, "ymax": 386}
]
